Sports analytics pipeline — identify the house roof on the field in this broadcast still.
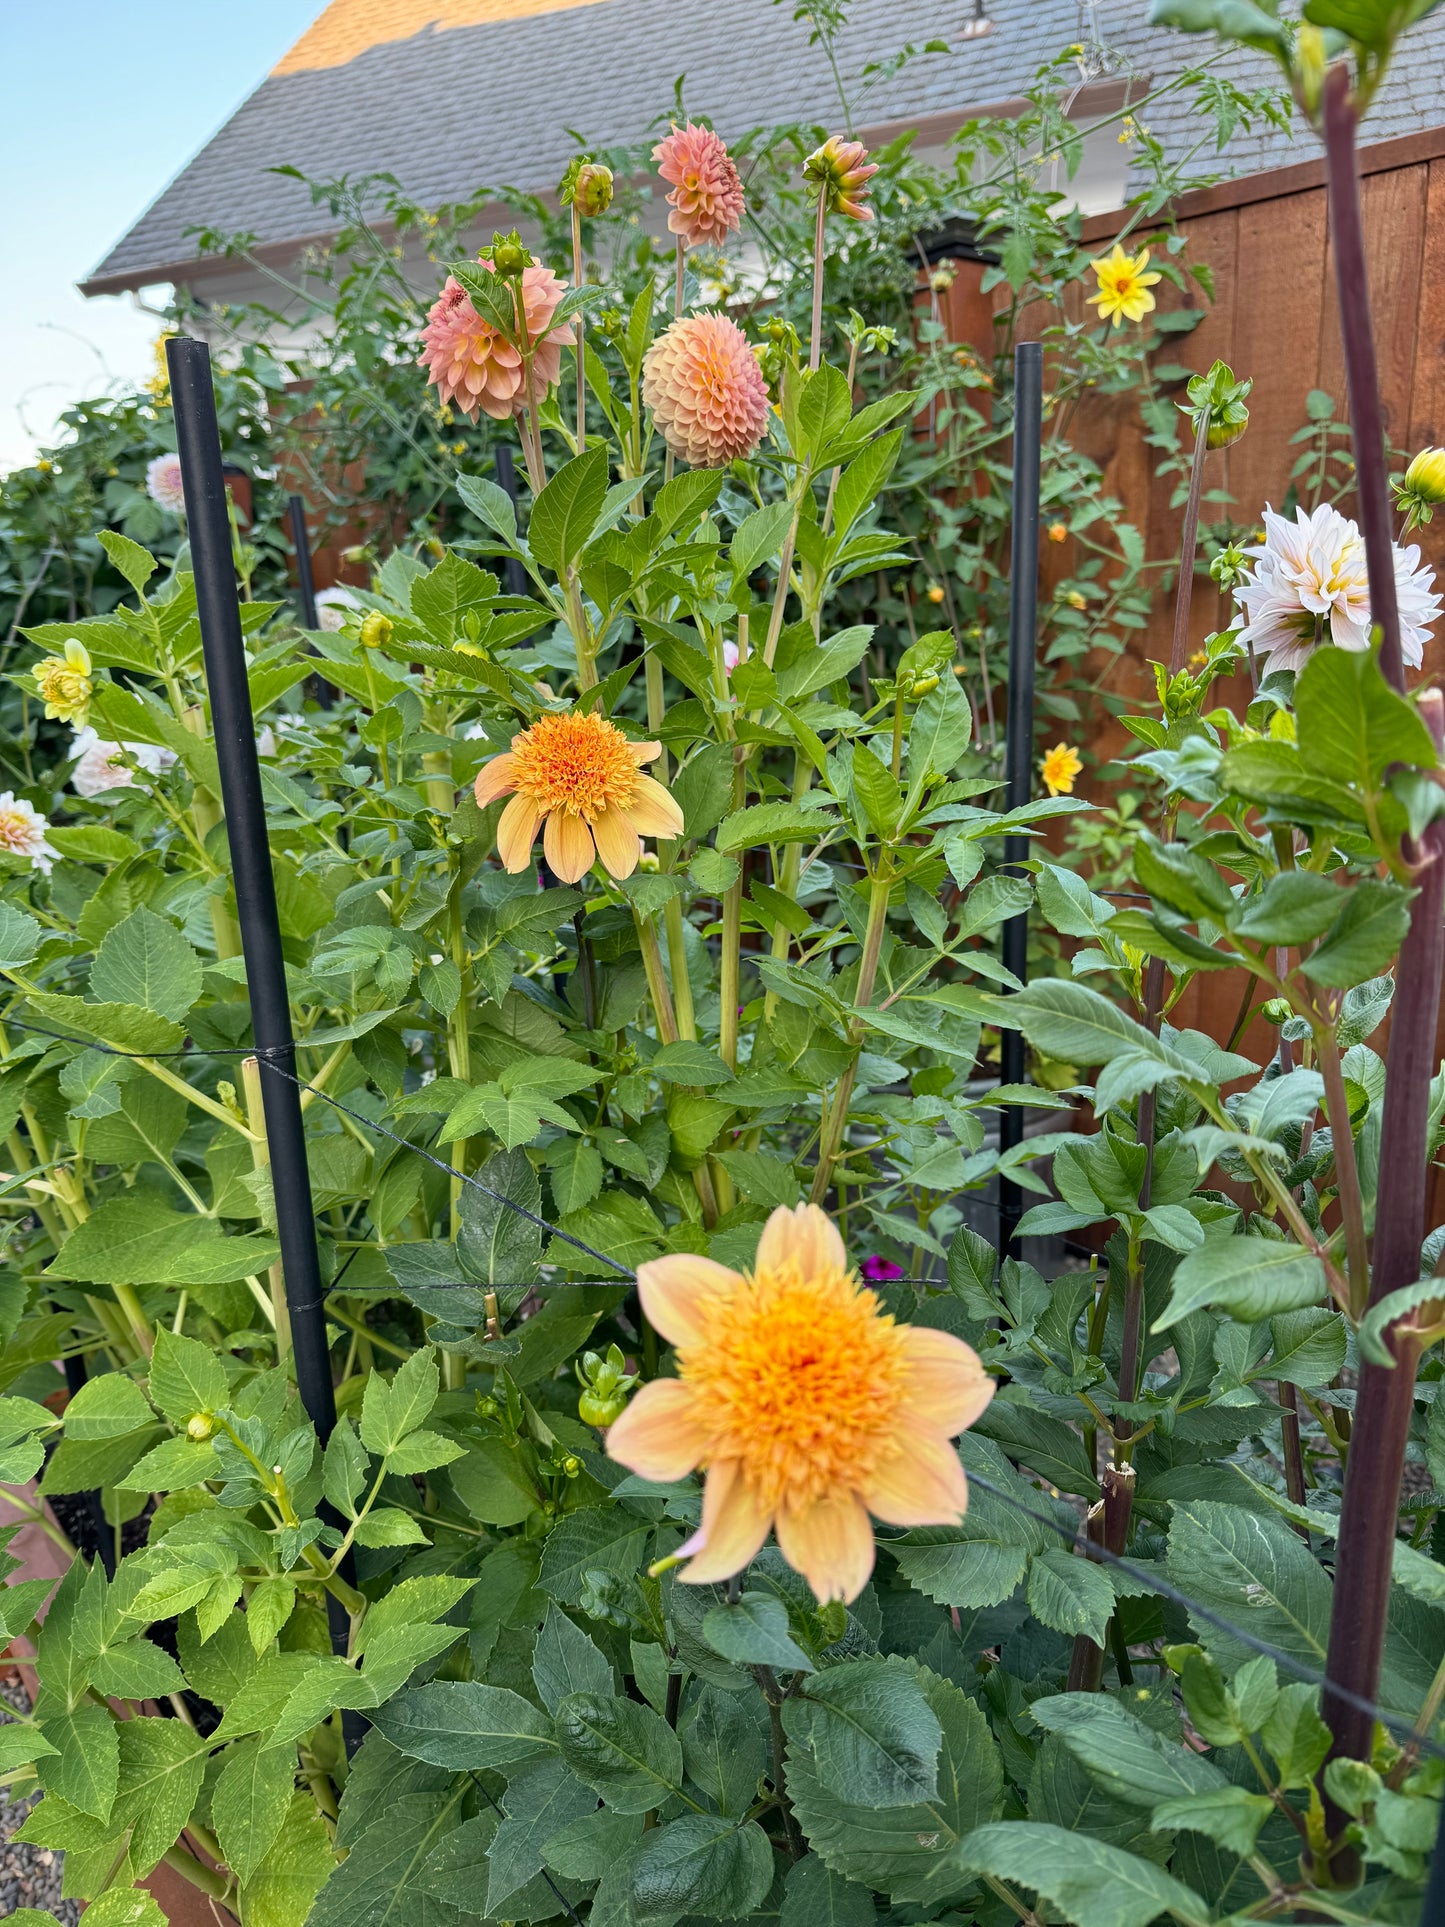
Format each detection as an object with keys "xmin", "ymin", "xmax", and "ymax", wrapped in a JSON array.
[{"xmin": 82, "ymin": 0, "xmax": 1445, "ymax": 296}]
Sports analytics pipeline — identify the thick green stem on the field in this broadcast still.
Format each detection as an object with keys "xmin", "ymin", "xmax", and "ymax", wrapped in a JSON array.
[
  {"xmin": 241, "ymin": 1055, "xmax": 291, "ymax": 1360},
  {"xmin": 718, "ymin": 748, "xmax": 748, "ymax": 1072}
]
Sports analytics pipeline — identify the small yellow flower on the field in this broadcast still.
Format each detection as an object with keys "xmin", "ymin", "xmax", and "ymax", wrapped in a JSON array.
[
  {"xmin": 1086, "ymin": 244, "xmax": 1162, "ymax": 328},
  {"xmin": 606, "ymin": 1204, "xmax": 993, "ymax": 1603},
  {"xmin": 35, "ymin": 639, "xmax": 93, "ymax": 727},
  {"xmin": 926, "ymin": 583, "xmax": 946, "ymax": 604},
  {"xmin": 1041, "ymin": 743, "xmax": 1083, "ymax": 797},
  {"xmin": 35, "ymin": 458, "xmax": 54, "ymax": 475},
  {"xmin": 1189, "ymin": 648, "xmax": 1209, "ymax": 670},
  {"xmin": 1047, "ymin": 522, "xmax": 1068, "ymax": 543},
  {"xmin": 1065, "ymin": 589, "xmax": 1087, "ymax": 610},
  {"xmin": 474, "ymin": 710, "xmax": 685, "ymax": 884}
]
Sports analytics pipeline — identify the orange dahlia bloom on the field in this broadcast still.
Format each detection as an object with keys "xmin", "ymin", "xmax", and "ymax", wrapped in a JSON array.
[
  {"xmin": 642, "ymin": 313, "xmax": 770, "ymax": 468},
  {"xmin": 418, "ymin": 260, "xmax": 574, "ymax": 422},
  {"xmin": 606, "ymin": 1203, "xmax": 993, "ymax": 1604},
  {"xmin": 473, "ymin": 710, "xmax": 684, "ymax": 883},
  {"xmin": 652, "ymin": 122, "xmax": 745, "ymax": 250}
]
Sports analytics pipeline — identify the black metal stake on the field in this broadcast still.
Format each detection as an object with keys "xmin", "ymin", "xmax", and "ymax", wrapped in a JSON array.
[
  {"xmin": 167, "ymin": 339, "xmax": 359, "ymax": 1738},
  {"xmin": 997, "ymin": 341, "xmax": 1043, "ymax": 1258},
  {"xmin": 288, "ymin": 492, "xmax": 335, "ymax": 709}
]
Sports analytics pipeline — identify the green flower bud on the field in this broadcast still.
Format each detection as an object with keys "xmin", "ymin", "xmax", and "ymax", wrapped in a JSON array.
[
  {"xmin": 1261, "ymin": 998, "xmax": 1293, "ymax": 1026},
  {"xmin": 359, "ymin": 612, "xmax": 393, "ymax": 650},
  {"xmin": 186, "ymin": 1413, "xmax": 214, "ymax": 1441}
]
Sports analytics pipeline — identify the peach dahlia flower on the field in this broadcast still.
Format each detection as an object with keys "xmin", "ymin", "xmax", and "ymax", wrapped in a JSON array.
[
  {"xmin": 653, "ymin": 122, "xmax": 745, "ymax": 250},
  {"xmin": 473, "ymin": 710, "xmax": 684, "ymax": 884},
  {"xmin": 606, "ymin": 1203, "xmax": 994, "ymax": 1604},
  {"xmin": 418, "ymin": 261, "xmax": 574, "ymax": 423},
  {"xmin": 642, "ymin": 313, "xmax": 770, "ymax": 468}
]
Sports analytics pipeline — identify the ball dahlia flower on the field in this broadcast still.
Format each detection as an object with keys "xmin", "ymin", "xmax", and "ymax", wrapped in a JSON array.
[
  {"xmin": 1234, "ymin": 502, "xmax": 1441, "ymax": 676},
  {"xmin": 0, "ymin": 793, "xmax": 59, "ymax": 874},
  {"xmin": 652, "ymin": 122, "xmax": 744, "ymax": 250},
  {"xmin": 145, "ymin": 453, "xmax": 186, "ymax": 512},
  {"xmin": 418, "ymin": 260, "xmax": 574, "ymax": 423},
  {"xmin": 68, "ymin": 729, "xmax": 177, "ymax": 799},
  {"xmin": 642, "ymin": 314, "xmax": 770, "ymax": 468},
  {"xmin": 605, "ymin": 1203, "xmax": 993, "ymax": 1604},
  {"xmin": 473, "ymin": 710, "xmax": 684, "ymax": 884}
]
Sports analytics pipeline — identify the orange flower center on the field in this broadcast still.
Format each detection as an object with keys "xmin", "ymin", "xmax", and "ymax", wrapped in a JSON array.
[
  {"xmin": 510, "ymin": 711, "xmax": 641, "ymax": 823},
  {"xmin": 679, "ymin": 1261, "xmax": 909, "ymax": 1509}
]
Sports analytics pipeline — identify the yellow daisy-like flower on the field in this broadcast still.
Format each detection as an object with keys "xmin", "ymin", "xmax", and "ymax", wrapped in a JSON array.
[
  {"xmin": 1086, "ymin": 244, "xmax": 1161, "ymax": 328},
  {"xmin": 605, "ymin": 1203, "xmax": 993, "ymax": 1604},
  {"xmin": 35, "ymin": 639, "xmax": 93, "ymax": 727},
  {"xmin": 1041, "ymin": 743, "xmax": 1083, "ymax": 797},
  {"xmin": 473, "ymin": 709, "xmax": 685, "ymax": 885}
]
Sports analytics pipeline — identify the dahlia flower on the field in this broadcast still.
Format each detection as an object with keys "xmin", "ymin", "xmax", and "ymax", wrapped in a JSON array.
[
  {"xmin": 473, "ymin": 710, "xmax": 684, "ymax": 884},
  {"xmin": 35, "ymin": 639, "xmax": 93, "ymax": 727},
  {"xmin": 1041, "ymin": 743, "xmax": 1082, "ymax": 797},
  {"xmin": 145, "ymin": 453, "xmax": 186, "ymax": 512},
  {"xmin": 804, "ymin": 135, "xmax": 879, "ymax": 222},
  {"xmin": 1086, "ymin": 245, "xmax": 1161, "ymax": 328},
  {"xmin": 642, "ymin": 314, "xmax": 770, "ymax": 467},
  {"xmin": 1234, "ymin": 502, "xmax": 1441, "ymax": 675},
  {"xmin": 0, "ymin": 793, "xmax": 59, "ymax": 874},
  {"xmin": 418, "ymin": 260, "xmax": 574, "ymax": 423},
  {"xmin": 68, "ymin": 729, "xmax": 177, "ymax": 799},
  {"xmin": 652, "ymin": 122, "xmax": 744, "ymax": 250},
  {"xmin": 606, "ymin": 1203, "xmax": 993, "ymax": 1603}
]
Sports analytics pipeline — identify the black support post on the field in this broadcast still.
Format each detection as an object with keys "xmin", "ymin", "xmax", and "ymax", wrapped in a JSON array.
[
  {"xmin": 288, "ymin": 492, "xmax": 320, "ymax": 630},
  {"xmin": 166, "ymin": 340, "xmax": 358, "ymax": 1732},
  {"xmin": 997, "ymin": 341, "xmax": 1043, "ymax": 1258}
]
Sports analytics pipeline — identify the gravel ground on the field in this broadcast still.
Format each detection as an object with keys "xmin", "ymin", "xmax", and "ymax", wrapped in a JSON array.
[{"xmin": 0, "ymin": 1672, "xmax": 81, "ymax": 1924}]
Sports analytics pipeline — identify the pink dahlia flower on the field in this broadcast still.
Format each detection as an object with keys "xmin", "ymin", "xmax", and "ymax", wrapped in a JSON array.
[
  {"xmin": 145, "ymin": 453, "xmax": 186, "ymax": 512},
  {"xmin": 418, "ymin": 261, "xmax": 574, "ymax": 423},
  {"xmin": 1235, "ymin": 502, "xmax": 1441, "ymax": 676},
  {"xmin": 642, "ymin": 313, "xmax": 770, "ymax": 468},
  {"xmin": 653, "ymin": 122, "xmax": 745, "ymax": 250},
  {"xmin": 0, "ymin": 792, "xmax": 59, "ymax": 874}
]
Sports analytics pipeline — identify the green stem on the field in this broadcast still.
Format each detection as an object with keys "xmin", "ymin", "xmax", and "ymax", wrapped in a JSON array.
[{"xmin": 808, "ymin": 862, "xmax": 891, "ymax": 1204}]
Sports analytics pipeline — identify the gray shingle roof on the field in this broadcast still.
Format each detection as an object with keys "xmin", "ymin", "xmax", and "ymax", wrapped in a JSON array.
[{"xmin": 82, "ymin": 0, "xmax": 1445, "ymax": 294}]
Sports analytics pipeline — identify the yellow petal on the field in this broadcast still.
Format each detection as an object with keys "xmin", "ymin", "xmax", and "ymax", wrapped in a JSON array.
[
  {"xmin": 496, "ymin": 792, "xmax": 542, "ymax": 871},
  {"xmin": 898, "ymin": 1326, "xmax": 994, "ymax": 1435},
  {"xmin": 775, "ymin": 1490, "xmax": 875, "ymax": 1603},
  {"xmin": 862, "ymin": 1433, "xmax": 969, "ymax": 1527},
  {"xmin": 473, "ymin": 753, "xmax": 519, "ymax": 807},
  {"xmin": 636, "ymin": 1251, "xmax": 740, "ymax": 1348},
  {"xmin": 605, "ymin": 1378, "xmax": 708, "ymax": 1482},
  {"xmin": 623, "ymin": 774, "xmax": 685, "ymax": 838},
  {"xmin": 544, "ymin": 809, "xmax": 596, "ymax": 883},
  {"xmin": 678, "ymin": 1460, "xmax": 773, "ymax": 1586},
  {"xmin": 627, "ymin": 739, "xmax": 663, "ymax": 765},
  {"xmin": 591, "ymin": 803, "xmax": 642, "ymax": 879},
  {"xmin": 754, "ymin": 1203, "xmax": 846, "ymax": 1281}
]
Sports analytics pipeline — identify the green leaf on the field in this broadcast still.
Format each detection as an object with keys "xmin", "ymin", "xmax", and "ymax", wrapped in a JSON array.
[
  {"xmin": 1269, "ymin": 1308, "xmax": 1348, "ymax": 1388},
  {"xmin": 83, "ymin": 1895, "xmax": 169, "ymax": 1927},
  {"xmin": 359, "ymin": 1348, "xmax": 438, "ymax": 1456},
  {"xmin": 703, "ymin": 1591, "xmax": 815, "ymax": 1673},
  {"xmin": 716, "ymin": 803, "xmax": 836, "ymax": 853},
  {"xmin": 786, "ymin": 1659, "xmax": 1002, "ymax": 1902},
  {"xmin": 1150, "ymin": 1784, "xmax": 1273, "ymax": 1858},
  {"xmin": 533, "ymin": 1603, "xmax": 613, "ymax": 1713},
  {"xmin": 991, "ymin": 980, "xmax": 1198, "ymax": 1080},
  {"xmin": 35, "ymin": 1704, "xmax": 118, "ymax": 1820},
  {"xmin": 0, "ymin": 902, "xmax": 42, "ymax": 968},
  {"xmin": 89, "ymin": 907, "xmax": 202, "ymax": 1020},
  {"xmin": 1295, "ymin": 641, "xmax": 1439, "ymax": 789},
  {"xmin": 368, "ymin": 1681, "xmax": 556, "ymax": 1770},
  {"xmin": 832, "ymin": 429, "xmax": 903, "ymax": 541},
  {"xmin": 778, "ymin": 1853, "xmax": 877, "ymax": 1927},
  {"xmin": 148, "ymin": 1325, "xmax": 228, "ymax": 1427},
  {"xmin": 487, "ymin": 1758, "xmax": 597, "ymax": 1914},
  {"xmin": 237, "ymin": 1791, "xmax": 334, "ymax": 1927},
  {"xmin": 682, "ymin": 1686, "xmax": 767, "ymax": 1817},
  {"xmin": 47, "ymin": 1194, "xmax": 280, "ymax": 1286},
  {"xmin": 528, "ymin": 445, "xmax": 610, "ymax": 574},
  {"xmin": 118, "ymin": 1435, "xmax": 218, "ymax": 1492},
  {"xmin": 907, "ymin": 673, "xmax": 973, "ymax": 787},
  {"xmin": 26, "ymin": 991, "xmax": 182, "ymax": 1056},
  {"xmin": 88, "ymin": 1635, "xmax": 185, "ymax": 1701},
  {"xmin": 308, "ymin": 1783, "xmax": 467, "ymax": 1927},
  {"xmin": 731, "ymin": 500, "xmax": 796, "ymax": 579},
  {"xmin": 1026, "ymin": 1549, "xmax": 1114, "ymax": 1647},
  {"xmin": 99, "ymin": 528, "xmax": 158, "ymax": 594},
  {"xmin": 649, "ymin": 1040, "xmax": 734, "ymax": 1087},
  {"xmin": 214, "ymin": 1738, "xmax": 297, "ymax": 1887},
  {"xmin": 62, "ymin": 1371, "xmax": 152, "ymax": 1440},
  {"xmin": 1233, "ymin": 871, "xmax": 1347, "ymax": 945},
  {"xmin": 1298, "ymin": 878, "xmax": 1412, "ymax": 987},
  {"xmin": 776, "ymin": 625, "xmax": 873, "ymax": 703},
  {"xmin": 782, "ymin": 1656, "xmax": 941, "ymax": 1807},
  {"xmin": 955, "ymin": 1823, "xmax": 1212, "ymax": 1927},
  {"xmin": 850, "ymin": 739, "xmax": 902, "ymax": 838},
  {"xmin": 1156, "ymin": 1235, "xmax": 1326, "ymax": 1328},
  {"xmin": 555, "ymin": 1691, "xmax": 685, "ymax": 1812},
  {"xmin": 457, "ymin": 472, "xmax": 519, "ymax": 545},
  {"xmin": 538, "ymin": 1502, "xmax": 652, "ymax": 1605},
  {"xmin": 457, "ymin": 1146, "xmax": 544, "ymax": 1287},
  {"xmin": 629, "ymin": 1814, "xmax": 774, "ymax": 1922},
  {"xmin": 1167, "ymin": 1500, "xmax": 1330, "ymax": 1675},
  {"xmin": 1029, "ymin": 1694, "xmax": 1226, "ymax": 1809}
]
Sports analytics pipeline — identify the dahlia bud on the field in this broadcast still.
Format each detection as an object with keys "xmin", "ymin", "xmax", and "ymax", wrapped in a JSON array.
[
  {"xmin": 804, "ymin": 135, "xmax": 879, "ymax": 222},
  {"xmin": 926, "ymin": 584, "xmax": 945, "ymax": 605},
  {"xmin": 562, "ymin": 160, "xmax": 614, "ymax": 218},
  {"xmin": 1261, "ymin": 998, "xmax": 1293, "ymax": 1026},
  {"xmin": 187, "ymin": 1413, "xmax": 214, "ymax": 1441},
  {"xmin": 1180, "ymin": 359, "xmax": 1251, "ymax": 451},
  {"xmin": 489, "ymin": 230, "xmax": 531, "ymax": 278},
  {"xmin": 359, "ymin": 612, "xmax": 393, "ymax": 650},
  {"xmin": 1398, "ymin": 446, "xmax": 1445, "ymax": 529},
  {"xmin": 1209, "ymin": 541, "xmax": 1248, "ymax": 592},
  {"xmin": 341, "ymin": 544, "xmax": 373, "ymax": 566},
  {"xmin": 1048, "ymin": 522, "xmax": 1068, "ymax": 543}
]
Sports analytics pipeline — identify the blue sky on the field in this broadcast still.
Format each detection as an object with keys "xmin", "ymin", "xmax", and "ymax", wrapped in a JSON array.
[{"xmin": 1, "ymin": 1, "xmax": 321, "ymax": 471}]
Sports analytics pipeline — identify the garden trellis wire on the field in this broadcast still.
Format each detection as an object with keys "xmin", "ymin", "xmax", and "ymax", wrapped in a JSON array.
[{"xmin": 11, "ymin": 1011, "xmax": 1445, "ymax": 1781}]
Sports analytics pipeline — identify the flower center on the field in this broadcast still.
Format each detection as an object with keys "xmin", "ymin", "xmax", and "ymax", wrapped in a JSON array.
[
  {"xmin": 679, "ymin": 1261, "xmax": 909, "ymax": 1509},
  {"xmin": 510, "ymin": 712, "xmax": 640, "ymax": 822}
]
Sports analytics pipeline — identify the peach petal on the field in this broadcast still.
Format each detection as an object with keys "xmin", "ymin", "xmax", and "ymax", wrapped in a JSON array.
[
  {"xmin": 623, "ymin": 775, "xmax": 685, "ymax": 838},
  {"xmin": 544, "ymin": 810, "xmax": 595, "ymax": 883},
  {"xmin": 473, "ymin": 753, "xmax": 518, "ymax": 807},
  {"xmin": 496, "ymin": 793, "xmax": 542, "ymax": 871},
  {"xmin": 591, "ymin": 803, "xmax": 642, "ymax": 880},
  {"xmin": 627, "ymin": 740, "xmax": 663, "ymax": 766},
  {"xmin": 775, "ymin": 1491, "xmax": 875, "ymax": 1604},
  {"xmin": 604, "ymin": 1378, "xmax": 708, "ymax": 1482},
  {"xmin": 636, "ymin": 1251, "xmax": 740, "ymax": 1348},
  {"xmin": 678, "ymin": 1460, "xmax": 773, "ymax": 1586},
  {"xmin": 898, "ymin": 1326, "xmax": 995, "ymax": 1436},
  {"xmin": 862, "ymin": 1433, "xmax": 969, "ymax": 1528},
  {"xmin": 755, "ymin": 1203, "xmax": 847, "ymax": 1281}
]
